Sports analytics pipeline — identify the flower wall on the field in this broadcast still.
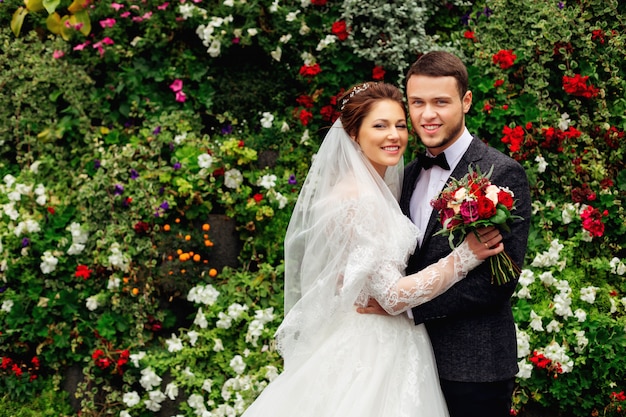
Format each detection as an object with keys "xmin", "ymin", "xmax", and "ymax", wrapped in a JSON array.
[{"xmin": 0, "ymin": 0, "xmax": 625, "ymax": 416}]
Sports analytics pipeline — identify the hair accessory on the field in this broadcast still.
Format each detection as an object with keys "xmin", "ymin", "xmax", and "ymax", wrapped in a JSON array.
[{"xmin": 340, "ymin": 83, "xmax": 371, "ymax": 110}]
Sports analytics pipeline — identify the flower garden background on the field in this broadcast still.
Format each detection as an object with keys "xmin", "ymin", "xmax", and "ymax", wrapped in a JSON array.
[{"xmin": 1, "ymin": 0, "xmax": 625, "ymax": 415}]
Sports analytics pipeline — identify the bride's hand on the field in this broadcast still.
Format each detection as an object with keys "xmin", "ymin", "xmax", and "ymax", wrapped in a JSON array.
[
  {"xmin": 465, "ymin": 226, "xmax": 504, "ymax": 260},
  {"xmin": 356, "ymin": 298, "xmax": 389, "ymax": 316}
]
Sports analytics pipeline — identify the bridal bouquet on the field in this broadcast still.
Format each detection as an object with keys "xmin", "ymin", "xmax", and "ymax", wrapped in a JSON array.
[{"xmin": 431, "ymin": 165, "xmax": 522, "ymax": 285}]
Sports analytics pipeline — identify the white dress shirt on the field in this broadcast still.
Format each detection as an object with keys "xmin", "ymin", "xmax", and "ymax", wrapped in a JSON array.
[{"xmin": 409, "ymin": 127, "xmax": 474, "ymax": 246}]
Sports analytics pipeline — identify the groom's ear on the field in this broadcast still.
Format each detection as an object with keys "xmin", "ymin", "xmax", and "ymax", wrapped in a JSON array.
[{"xmin": 462, "ymin": 90, "xmax": 473, "ymax": 114}]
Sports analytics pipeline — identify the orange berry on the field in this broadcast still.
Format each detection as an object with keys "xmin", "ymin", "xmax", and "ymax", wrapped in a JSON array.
[
  {"xmin": 123, "ymin": 277, "xmax": 129, "ymax": 284},
  {"xmin": 193, "ymin": 254, "xmax": 201, "ymax": 262},
  {"xmin": 209, "ymin": 268, "xmax": 218, "ymax": 277},
  {"xmin": 169, "ymin": 271, "xmax": 174, "ymax": 275},
  {"xmin": 180, "ymin": 269, "xmax": 186, "ymax": 274},
  {"xmin": 167, "ymin": 255, "xmax": 173, "ymax": 261},
  {"xmin": 185, "ymin": 234, "xmax": 191, "ymax": 241},
  {"xmin": 204, "ymin": 240, "xmax": 214, "ymax": 247},
  {"xmin": 203, "ymin": 234, "xmax": 209, "ymax": 239},
  {"xmin": 179, "ymin": 253, "xmax": 189, "ymax": 262},
  {"xmin": 175, "ymin": 218, "xmax": 181, "ymax": 223},
  {"xmin": 132, "ymin": 288, "xmax": 139, "ymax": 295},
  {"xmin": 177, "ymin": 249, "xmax": 183, "ymax": 255},
  {"xmin": 202, "ymin": 223, "xmax": 210, "ymax": 231},
  {"xmin": 163, "ymin": 224, "xmax": 171, "ymax": 232}
]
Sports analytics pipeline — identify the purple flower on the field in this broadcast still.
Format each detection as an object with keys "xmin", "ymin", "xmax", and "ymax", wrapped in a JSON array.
[
  {"xmin": 288, "ymin": 174, "xmax": 297, "ymax": 185},
  {"xmin": 558, "ymin": 1, "xmax": 564, "ymax": 9},
  {"xmin": 22, "ymin": 238, "xmax": 30, "ymax": 247},
  {"xmin": 158, "ymin": 187, "xmax": 165, "ymax": 195},
  {"xmin": 114, "ymin": 184, "xmax": 124, "ymax": 195},
  {"xmin": 460, "ymin": 13, "xmax": 471, "ymax": 25},
  {"xmin": 460, "ymin": 200, "xmax": 479, "ymax": 224},
  {"xmin": 0, "ymin": 285, "xmax": 7, "ymax": 294},
  {"xmin": 221, "ymin": 125, "xmax": 233, "ymax": 135},
  {"xmin": 173, "ymin": 162, "xmax": 181, "ymax": 170},
  {"xmin": 153, "ymin": 126, "xmax": 161, "ymax": 135},
  {"xmin": 160, "ymin": 201, "xmax": 169, "ymax": 210},
  {"xmin": 94, "ymin": 159, "xmax": 101, "ymax": 169}
]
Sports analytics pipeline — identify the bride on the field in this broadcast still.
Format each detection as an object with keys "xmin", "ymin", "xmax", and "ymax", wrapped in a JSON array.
[{"xmin": 241, "ymin": 82, "xmax": 504, "ymax": 417}]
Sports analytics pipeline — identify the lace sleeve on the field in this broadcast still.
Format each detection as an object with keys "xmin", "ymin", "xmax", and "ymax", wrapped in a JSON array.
[{"xmin": 369, "ymin": 240, "xmax": 483, "ymax": 315}]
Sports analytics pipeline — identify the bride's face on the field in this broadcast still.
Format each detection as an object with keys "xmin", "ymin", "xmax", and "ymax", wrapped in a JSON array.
[{"xmin": 354, "ymin": 100, "xmax": 408, "ymax": 177}]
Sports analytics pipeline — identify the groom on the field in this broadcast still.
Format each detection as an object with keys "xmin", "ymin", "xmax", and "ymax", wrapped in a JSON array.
[{"xmin": 360, "ymin": 51, "xmax": 531, "ymax": 417}]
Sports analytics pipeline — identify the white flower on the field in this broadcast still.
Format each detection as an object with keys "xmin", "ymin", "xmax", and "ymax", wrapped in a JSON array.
[
  {"xmin": 139, "ymin": 367, "xmax": 162, "ymax": 391},
  {"xmin": 198, "ymin": 153, "xmax": 213, "ymax": 169},
  {"xmin": 280, "ymin": 121, "xmax": 290, "ymax": 132},
  {"xmin": 223, "ymin": 0, "xmax": 234, "ymax": 6},
  {"xmin": 558, "ymin": 112, "xmax": 571, "ymax": 130},
  {"xmin": 187, "ymin": 284, "xmax": 220, "ymax": 305},
  {"xmin": 40, "ymin": 251, "xmax": 59, "ymax": 274},
  {"xmin": 535, "ymin": 155, "xmax": 548, "ymax": 173},
  {"xmin": 538, "ymin": 271, "xmax": 556, "ymax": 286},
  {"xmin": 194, "ymin": 308, "xmax": 209, "ymax": 328},
  {"xmin": 260, "ymin": 112, "xmax": 274, "ymax": 129},
  {"xmin": 130, "ymin": 351, "xmax": 146, "ymax": 367},
  {"xmin": 207, "ymin": 39, "xmax": 221, "ymax": 57},
  {"xmin": 515, "ymin": 286, "xmax": 532, "ymax": 299},
  {"xmin": 214, "ymin": 338, "xmax": 224, "ymax": 352},
  {"xmin": 265, "ymin": 365, "xmax": 279, "ymax": 381},
  {"xmin": 316, "ymin": 34, "xmax": 336, "ymax": 51},
  {"xmin": 188, "ymin": 330, "xmax": 199, "ymax": 346},
  {"xmin": 164, "ymin": 382, "xmax": 179, "ymax": 400},
  {"xmin": 246, "ymin": 319, "xmax": 264, "ymax": 346},
  {"xmin": 202, "ymin": 378, "xmax": 213, "ymax": 392},
  {"xmin": 182, "ymin": 366, "xmax": 195, "ymax": 379},
  {"xmin": 247, "ymin": 28, "xmax": 258, "ymax": 36},
  {"xmin": 285, "ymin": 10, "xmax": 300, "ymax": 21},
  {"xmin": 609, "ymin": 257, "xmax": 626, "ymax": 275},
  {"xmin": 257, "ymin": 174, "xmax": 277, "ymax": 190},
  {"xmin": 271, "ymin": 46, "xmax": 282, "ymax": 61},
  {"xmin": 580, "ymin": 286, "xmax": 599, "ymax": 304},
  {"xmin": 224, "ymin": 168, "xmax": 243, "ymax": 189},
  {"xmin": 531, "ymin": 239, "xmax": 564, "ymax": 268},
  {"xmin": 274, "ymin": 191, "xmax": 288, "ymax": 209},
  {"xmin": 300, "ymin": 129, "xmax": 310, "ymax": 144},
  {"xmin": 188, "ymin": 394, "xmax": 206, "ymax": 411},
  {"xmin": 120, "ymin": 411, "xmax": 131, "ymax": 417},
  {"xmin": 107, "ymin": 276, "xmax": 121, "ymax": 290},
  {"xmin": 122, "ymin": 391, "xmax": 141, "ymax": 407},
  {"xmin": 553, "ymin": 292, "xmax": 573, "ymax": 318},
  {"xmin": 227, "ymin": 303, "xmax": 249, "ymax": 319},
  {"xmin": 516, "ymin": 359, "xmax": 533, "ymax": 379},
  {"xmin": 3, "ymin": 203, "xmax": 19, "ymax": 220},
  {"xmin": 3, "ymin": 174, "xmax": 16, "ymax": 187},
  {"xmin": 1, "ymin": 299, "xmax": 14, "ymax": 313},
  {"xmin": 174, "ymin": 133, "xmax": 187, "ymax": 144},
  {"xmin": 561, "ymin": 202, "xmax": 578, "ymax": 224},
  {"xmin": 166, "ymin": 333, "xmax": 184, "ymax": 352},
  {"xmin": 7, "ymin": 191, "xmax": 21, "ymax": 201},
  {"xmin": 144, "ymin": 390, "xmax": 166, "ymax": 412},
  {"xmin": 108, "ymin": 243, "xmax": 130, "ymax": 272},
  {"xmin": 269, "ymin": 0, "xmax": 279, "ymax": 12},
  {"xmin": 546, "ymin": 319, "xmax": 561, "ymax": 333},
  {"xmin": 529, "ymin": 310, "xmax": 544, "ymax": 331},
  {"xmin": 574, "ymin": 330, "xmax": 589, "ymax": 353},
  {"xmin": 544, "ymin": 341, "xmax": 573, "ymax": 373},
  {"xmin": 15, "ymin": 183, "xmax": 32, "ymax": 195},
  {"xmin": 279, "ymin": 34, "xmax": 292, "ymax": 43},
  {"xmin": 299, "ymin": 21, "xmax": 310, "ymax": 35},
  {"xmin": 229, "ymin": 355, "xmax": 246, "ymax": 375},
  {"xmin": 86, "ymin": 296, "xmax": 100, "ymax": 311},
  {"xmin": 574, "ymin": 308, "xmax": 587, "ymax": 322},
  {"xmin": 216, "ymin": 312, "xmax": 233, "ymax": 329},
  {"xmin": 518, "ymin": 269, "xmax": 535, "ymax": 287}
]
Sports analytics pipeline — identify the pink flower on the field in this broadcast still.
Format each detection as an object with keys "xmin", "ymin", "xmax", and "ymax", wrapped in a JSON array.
[
  {"xmin": 101, "ymin": 37, "xmax": 114, "ymax": 45},
  {"xmin": 73, "ymin": 41, "xmax": 91, "ymax": 51},
  {"xmin": 170, "ymin": 79, "xmax": 183, "ymax": 92},
  {"xmin": 111, "ymin": 2, "xmax": 125, "ymax": 11},
  {"xmin": 100, "ymin": 18, "xmax": 116, "ymax": 28},
  {"xmin": 120, "ymin": 11, "xmax": 131, "ymax": 18},
  {"xmin": 158, "ymin": 2, "xmax": 169, "ymax": 10},
  {"xmin": 53, "ymin": 50, "xmax": 65, "ymax": 59},
  {"xmin": 460, "ymin": 200, "xmax": 480, "ymax": 224},
  {"xmin": 175, "ymin": 91, "xmax": 187, "ymax": 103}
]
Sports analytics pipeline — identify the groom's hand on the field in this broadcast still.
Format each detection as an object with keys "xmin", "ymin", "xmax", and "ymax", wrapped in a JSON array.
[{"xmin": 356, "ymin": 298, "xmax": 389, "ymax": 315}]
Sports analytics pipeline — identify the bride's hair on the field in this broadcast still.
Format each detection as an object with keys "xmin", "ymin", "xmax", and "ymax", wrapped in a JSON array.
[{"xmin": 338, "ymin": 82, "xmax": 406, "ymax": 138}]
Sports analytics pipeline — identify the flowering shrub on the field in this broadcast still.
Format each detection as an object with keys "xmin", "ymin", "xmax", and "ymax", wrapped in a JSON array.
[
  {"xmin": 1, "ymin": 0, "xmax": 625, "ymax": 415},
  {"xmin": 461, "ymin": 0, "xmax": 626, "ymax": 415}
]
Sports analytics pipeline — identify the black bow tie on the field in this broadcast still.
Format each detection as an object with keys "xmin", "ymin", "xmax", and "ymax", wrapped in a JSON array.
[{"xmin": 418, "ymin": 152, "xmax": 450, "ymax": 170}]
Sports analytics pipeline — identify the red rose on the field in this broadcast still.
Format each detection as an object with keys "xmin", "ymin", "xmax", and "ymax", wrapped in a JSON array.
[
  {"xmin": 477, "ymin": 195, "xmax": 496, "ymax": 219},
  {"xmin": 372, "ymin": 65, "xmax": 385, "ymax": 81},
  {"xmin": 497, "ymin": 190, "xmax": 514, "ymax": 210}
]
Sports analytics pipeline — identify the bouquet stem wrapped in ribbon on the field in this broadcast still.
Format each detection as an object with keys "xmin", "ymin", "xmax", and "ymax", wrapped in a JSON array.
[{"xmin": 431, "ymin": 165, "xmax": 522, "ymax": 285}]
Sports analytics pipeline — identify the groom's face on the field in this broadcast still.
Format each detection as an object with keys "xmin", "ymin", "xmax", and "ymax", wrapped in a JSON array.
[{"xmin": 406, "ymin": 75, "xmax": 472, "ymax": 156}]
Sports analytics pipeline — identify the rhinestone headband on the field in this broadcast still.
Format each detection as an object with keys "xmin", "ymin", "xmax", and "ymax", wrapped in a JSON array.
[{"xmin": 340, "ymin": 83, "xmax": 371, "ymax": 111}]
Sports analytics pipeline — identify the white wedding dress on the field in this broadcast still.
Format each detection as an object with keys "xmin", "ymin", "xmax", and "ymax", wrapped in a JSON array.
[{"xmin": 241, "ymin": 120, "xmax": 480, "ymax": 417}]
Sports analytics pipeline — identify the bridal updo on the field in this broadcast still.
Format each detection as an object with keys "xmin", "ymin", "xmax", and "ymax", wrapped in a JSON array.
[{"xmin": 338, "ymin": 82, "xmax": 406, "ymax": 138}]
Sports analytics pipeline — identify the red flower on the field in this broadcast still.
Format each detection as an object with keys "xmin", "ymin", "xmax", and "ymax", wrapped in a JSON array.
[
  {"xmin": 494, "ymin": 79, "xmax": 504, "ymax": 87},
  {"xmin": 372, "ymin": 65, "xmax": 385, "ymax": 81},
  {"xmin": 591, "ymin": 29, "xmax": 605, "ymax": 44},
  {"xmin": 562, "ymin": 74, "xmax": 599, "ymax": 98},
  {"xmin": 580, "ymin": 205, "xmax": 605, "ymax": 237},
  {"xmin": 75, "ymin": 264, "xmax": 93, "ymax": 280},
  {"xmin": 12, "ymin": 363, "xmax": 23, "ymax": 377},
  {"xmin": 253, "ymin": 193, "xmax": 263, "ymax": 203},
  {"xmin": 92, "ymin": 349, "xmax": 105, "ymax": 360},
  {"xmin": 497, "ymin": 190, "xmax": 514, "ymax": 210},
  {"xmin": 501, "ymin": 125, "xmax": 525, "ymax": 152},
  {"xmin": 331, "ymin": 20, "xmax": 349, "ymax": 40},
  {"xmin": 311, "ymin": 0, "xmax": 327, "ymax": 5},
  {"xmin": 133, "ymin": 221, "xmax": 151, "ymax": 234},
  {"xmin": 47, "ymin": 206, "xmax": 55, "ymax": 215},
  {"xmin": 299, "ymin": 109, "xmax": 313, "ymax": 126},
  {"xmin": 320, "ymin": 105, "xmax": 338, "ymax": 122},
  {"xmin": 1, "ymin": 357, "xmax": 12, "ymax": 369},
  {"xmin": 530, "ymin": 351, "xmax": 552, "ymax": 369},
  {"xmin": 238, "ymin": 140, "xmax": 245, "ymax": 147},
  {"xmin": 463, "ymin": 30, "xmax": 475, "ymax": 40},
  {"xmin": 492, "ymin": 50, "xmax": 517, "ymax": 69},
  {"xmin": 483, "ymin": 102, "xmax": 493, "ymax": 113},
  {"xmin": 296, "ymin": 94, "xmax": 314, "ymax": 108},
  {"xmin": 477, "ymin": 196, "xmax": 496, "ymax": 219},
  {"xmin": 299, "ymin": 63, "xmax": 321, "ymax": 77}
]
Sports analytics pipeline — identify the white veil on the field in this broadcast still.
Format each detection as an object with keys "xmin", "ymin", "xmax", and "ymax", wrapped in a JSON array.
[{"xmin": 277, "ymin": 119, "xmax": 418, "ymax": 367}]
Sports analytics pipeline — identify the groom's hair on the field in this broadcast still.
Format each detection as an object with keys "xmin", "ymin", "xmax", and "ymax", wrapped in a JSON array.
[{"xmin": 405, "ymin": 51, "xmax": 469, "ymax": 100}]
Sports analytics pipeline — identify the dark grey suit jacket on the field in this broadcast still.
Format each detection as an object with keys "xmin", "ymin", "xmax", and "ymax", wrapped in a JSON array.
[{"xmin": 400, "ymin": 136, "xmax": 531, "ymax": 383}]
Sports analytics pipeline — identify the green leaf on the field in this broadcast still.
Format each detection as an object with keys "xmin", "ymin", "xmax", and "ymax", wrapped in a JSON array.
[{"xmin": 42, "ymin": 0, "xmax": 60, "ymax": 14}]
